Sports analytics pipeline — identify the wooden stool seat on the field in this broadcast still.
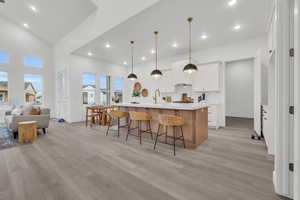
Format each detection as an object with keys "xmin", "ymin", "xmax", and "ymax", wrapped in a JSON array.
[
  {"xmin": 106, "ymin": 109, "xmax": 129, "ymax": 137},
  {"xmin": 129, "ymin": 111, "xmax": 152, "ymax": 121},
  {"xmin": 18, "ymin": 121, "xmax": 37, "ymax": 143},
  {"xmin": 126, "ymin": 111, "xmax": 153, "ymax": 144},
  {"xmin": 158, "ymin": 114, "xmax": 185, "ymax": 126},
  {"xmin": 154, "ymin": 114, "xmax": 186, "ymax": 156},
  {"xmin": 111, "ymin": 110, "xmax": 129, "ymax": 118}
]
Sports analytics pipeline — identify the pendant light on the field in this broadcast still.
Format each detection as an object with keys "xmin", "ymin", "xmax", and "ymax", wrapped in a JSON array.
[
  {"xmin": 127, "ymin": 41, "xmax": 138, "ymax": 80},
  {"xmin": 183, "ymin": 17, "xmax": 198, "ymax": 74},
  {"xmin": 150, "ymin": 31, "xmax": 163, "ymax": 78}
]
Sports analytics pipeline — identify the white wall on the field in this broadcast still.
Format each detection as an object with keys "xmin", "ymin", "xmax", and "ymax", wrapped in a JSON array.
[
  {"xmin": 64, "ymin": 55, "xmax": 127, "ymax": 122},
  {"xmin": 261, "ymin": 65, "xmax": 269, "ymax": 105},
  {"xmin": 53, "ymin": 0, "xmax": 159, "ymax": 122},
  {"xmin": 124, "ymin": 36, "xmax": 267, "ymax": 127},
  {"xmin": 225, "ymin": 59, "xmax": 254, "ymax": 118},
  {"xmin": 0, "ymin": 17, "xmax": 54, "ymax": 115}
]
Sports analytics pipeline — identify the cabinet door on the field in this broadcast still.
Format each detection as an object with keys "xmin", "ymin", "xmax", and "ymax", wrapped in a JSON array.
[
  {"xmin": 172, "ymin": 60, "xmax": 193, "ymax": 85},
  {"xmin": 159, "ymin": 69, "xmax": 175, "ymax": 93},
  {"xmin": 193, "ymin": 63, "xmax": 220, "ymax": 91}
]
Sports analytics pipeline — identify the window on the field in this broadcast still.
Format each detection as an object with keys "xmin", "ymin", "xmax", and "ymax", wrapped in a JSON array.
[
  {"xmin": 99, "ymin": 75, "xmax": 110, "ymax": 105},
  {"xmin": 24, "ymin": 74, "xmax": 43, "ymax": 105},
  {"xmin": 112, "ymin": 77, "xmax": 123, "ymax": 103},
  {"xmin": 0, "ymin": 72, "xmax": 8, "ymax": 103},
  {"xmin": 0, "ymin": 51, "xmax": 9, "ymax": 64},
  {"xmin": 24, "ymin": 56, "xmax": 43, "ymax": 68},
  {"xmin": 82, "ymin": 73, "xmax": 96, "ymax": 105}
]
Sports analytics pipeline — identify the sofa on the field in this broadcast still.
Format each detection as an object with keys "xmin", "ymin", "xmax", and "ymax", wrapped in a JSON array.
[{"xmin": 5, "ymin": 106, "xmax": 50, "ymax": 139}]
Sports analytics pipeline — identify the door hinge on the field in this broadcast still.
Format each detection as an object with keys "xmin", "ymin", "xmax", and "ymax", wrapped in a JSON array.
[
  {"xmin": 289, "ymin": 163, "xmax": 294, "ymax": 172},
  {"xmin": 289, "ymin": 48, "xmax": 294, "ymax": 57},
  {"xmin": 289, "ymin": 106, "xmax": 294, "ymax": 115}
]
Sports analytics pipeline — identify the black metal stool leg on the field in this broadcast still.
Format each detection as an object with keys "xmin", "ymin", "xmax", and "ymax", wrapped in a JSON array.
[
  {"xmin": 139, "ymin": 121, "xmax": 142, "ymax": 145},
  {"xmin": 180, "ymin": 126, "xmax": 186, "ymax": 148},
  {"xmin": 173, "ymin": 127, "xmax": 176, "ymax": 156},
  {"xmin": 148, "ymin": 120, "xmax": 153, "ymax": 140},
  {"xmin": 126, "ymin": 120, "xmax": 131, "ymax": 141},
  {"xmin": 154, "ymin": 124, "xmax": 161, "ymax": 150},
  {"xmin": 106, "ymin": 125, "xmax": 110, "ymax": 136},
  {"xmin": 117, "ymin": 118, "xmax": 120, "ymax": 137},
  {"xmin": 165, "ymin": 126, "xmax": 168, "ymax": 144}
]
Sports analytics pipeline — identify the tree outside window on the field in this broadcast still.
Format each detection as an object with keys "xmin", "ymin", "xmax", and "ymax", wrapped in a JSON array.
[
  {"xmin": 24, "ymin": 74, "xmax": 43, "ymax": 105},
  {"xmin": 0, "ymin": 72, "xmax": 8, "ymax": 103},
  {"xmin": 112, "ymin": 77, "xmax": 123, "ymax": 103}
]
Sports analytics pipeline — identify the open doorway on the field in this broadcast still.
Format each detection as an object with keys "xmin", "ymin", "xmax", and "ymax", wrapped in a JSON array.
[{"xmin": 225, "ymin": 58, "xmax": 255, "ymax": 130}]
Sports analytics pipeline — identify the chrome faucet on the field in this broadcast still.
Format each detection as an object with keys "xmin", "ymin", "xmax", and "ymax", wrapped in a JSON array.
[{"xmin": 153, "ymin": 89, "xmax": 160, "ymax": 104}]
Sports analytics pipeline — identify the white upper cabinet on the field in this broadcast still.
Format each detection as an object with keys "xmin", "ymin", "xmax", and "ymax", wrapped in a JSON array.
[
  {"xmin": 192, "ymin": 62, "xmax": 220, "ymax": 92},
  {"xmin": 172, "ymin": 60, "xmax": 194, "ymax": 85},
  {"xmin": 158, "ymin": 69, "xmax": 175, "ymax": 93}
]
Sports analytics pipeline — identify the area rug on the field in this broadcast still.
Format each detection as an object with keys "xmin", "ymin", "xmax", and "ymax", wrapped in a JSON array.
[{"xmin": 0, "ymin": 125, "xmax": 18, "ymax": 150}]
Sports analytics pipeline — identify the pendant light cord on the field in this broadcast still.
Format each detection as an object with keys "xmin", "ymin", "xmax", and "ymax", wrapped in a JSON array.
[
  {"xmin": 131, "ymin": 41, "xmax": 134, "ymax": 73},
  {"xmin": 189, "ymin": 18, "xmax": 192, "ymax": 64},
  {"xmin": 155, "ymin": 31, "xmax": 158, "ymax": 70}
]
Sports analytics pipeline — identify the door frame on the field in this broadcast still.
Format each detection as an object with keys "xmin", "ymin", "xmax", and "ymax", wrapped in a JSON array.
[
  {"xmin": 273, "ymin": 0, "xmax": 294, "ymax": 198},
  {"xmin": 223, "ymin": 58, "xmax": 256, "ymax": 129},
  {"xmin": 293, "ymin": 0, "xmax": 300, "ymax": 199}
]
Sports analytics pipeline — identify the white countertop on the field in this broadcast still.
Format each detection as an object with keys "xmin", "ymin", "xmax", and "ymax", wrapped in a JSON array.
[{"xmin": 116, "ymin": 102, "xmax": 209, "ymax": 110}]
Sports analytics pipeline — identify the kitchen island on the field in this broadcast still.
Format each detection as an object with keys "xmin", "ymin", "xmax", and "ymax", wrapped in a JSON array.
[{"xmin": 117, "ymin": 103, "xmax": 208, "ymax": 149}]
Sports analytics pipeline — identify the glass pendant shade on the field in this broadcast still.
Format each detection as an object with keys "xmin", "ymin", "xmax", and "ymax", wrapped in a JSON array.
[
  {"xmin": 184, "ymin": 17, "xmax": 198, "ymax": 74},
  {"xmin": 151, "ymin": 31, "xmax": 163, "ymax": 78},
  {"xmin": 127, "ymin": 41, "xmax": 138, "ymax": 81}
]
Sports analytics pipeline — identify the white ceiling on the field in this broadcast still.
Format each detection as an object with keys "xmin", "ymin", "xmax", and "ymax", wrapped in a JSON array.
[
  {"xmin": 73, "ymin": 0, "xmax": 272, "ymax": 66},
  {"xmin": 0, "ymin": 0, "xmax": 97, "ymax": 44}
]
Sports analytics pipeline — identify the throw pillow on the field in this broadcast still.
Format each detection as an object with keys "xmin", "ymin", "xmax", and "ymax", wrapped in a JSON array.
[
  {"xmin": 22, "ymin": 105, "xmax": 33, "ymax": 115},
  {"xmin": 30, "ymin": 107, "xmax": 41, "ymax": 115},
  {"xmin": 11, "ymin": 108, "xmax": 22, "ymax": 116}
]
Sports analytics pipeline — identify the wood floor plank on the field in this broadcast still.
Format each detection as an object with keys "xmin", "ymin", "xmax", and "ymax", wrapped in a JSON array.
[{"xmin": 0, "ymin": 121, "xmax": 287, "ymax": 200}]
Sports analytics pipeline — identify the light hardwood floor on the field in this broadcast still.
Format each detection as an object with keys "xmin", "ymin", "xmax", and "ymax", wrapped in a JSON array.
[{"xmin": 0, "ymin": 121, "xmax": 287, "ymax": 200}]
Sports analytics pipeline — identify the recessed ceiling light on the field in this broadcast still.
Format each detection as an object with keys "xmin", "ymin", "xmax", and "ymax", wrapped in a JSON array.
[
  {"xmin": 123, "ymin": 61, "xmax": 128, "ymax": 65},
  {"xmin": 23, "ymin": 23, "xmax": 29, "ymax": 28},
  {"xmin": 172, "ymin": 43, "xmax": 178, "ymax": 48},
  {"xmin": 228, "ymin": 0, "xmax": 237, "ymax": 7},
  {"xmin": 88, "ymin": 52, "xmax": 93, "ymax": 56},
  {"xmin": 233, "ymin": 25, "xmax": 241, "ymax": 30},
  {"xmin": 141, "ymin": 56, "xmax": 146, "ymax": 61},
  {"xmin": 29, "ymin": 5, "xmax": 37, "ymax": 13},
  {"xmin": 150, "ymin": 49, "xmax": 156, "ymax": 54},
  {"xmin": 201, "ymin": 34, "xmax": 208, "ymax": 40},
  {"xmin": 105, "ymin": 43, "xmax": 111, "ymax": 48}
]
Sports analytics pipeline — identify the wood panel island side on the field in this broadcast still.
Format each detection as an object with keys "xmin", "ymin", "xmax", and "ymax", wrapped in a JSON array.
[{"xmin": 117, "ymin": 103, "xmax": 208, "ymax": 149}]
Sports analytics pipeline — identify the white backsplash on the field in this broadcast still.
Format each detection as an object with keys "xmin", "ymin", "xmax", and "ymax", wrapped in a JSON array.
[
  {"xmin": 164, "ymin": 85, "xmax": 221, "ymax": 104},
  {"xmin": 128, "ymin": 85, "xmax": 222, "ymax": 105}
]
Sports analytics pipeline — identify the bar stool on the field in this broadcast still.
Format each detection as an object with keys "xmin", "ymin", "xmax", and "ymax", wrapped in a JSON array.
[
  {"xmin": 85, "ymin": 106, "xmax": 101, "ymax": 127},
  {"xmin": 154, "ymin": 114, "xmax": 186, "ymax": 156},
  {"xmin": 126, "ymin": 111, "xmax": 153, "ymax": 144},
  {"xmin": 105, "ymin": 110, "xmax": 129, "ymax": 137}
]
